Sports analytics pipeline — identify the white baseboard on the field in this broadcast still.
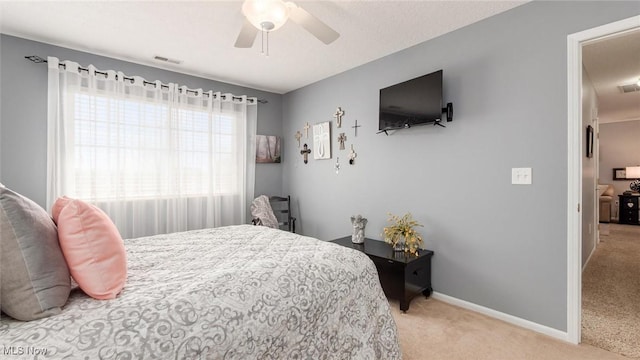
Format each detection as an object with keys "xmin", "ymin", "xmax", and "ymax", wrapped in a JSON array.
[{"xmin": 431, "ymin": 292, "xmax": 569, "ymax": 342}]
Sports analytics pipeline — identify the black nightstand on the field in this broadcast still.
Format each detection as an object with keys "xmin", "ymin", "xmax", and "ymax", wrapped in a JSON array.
[
  {"xmin": 619, "ymin": 194, "xmax": 640, "ymax": 225},
  {"xmin": 331, "ymin": 236, "xmax": 433, "ymax": 312}
]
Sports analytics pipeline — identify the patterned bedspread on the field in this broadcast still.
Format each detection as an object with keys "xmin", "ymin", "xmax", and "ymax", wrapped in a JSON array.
[{"xmin": 0, "ymin": 225, "xmax": 401, "ymax": 359}]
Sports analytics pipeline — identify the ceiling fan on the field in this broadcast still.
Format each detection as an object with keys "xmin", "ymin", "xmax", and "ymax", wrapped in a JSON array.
[{"xmin": 234, "ymin": 0, "xmax": 340, "ymax": 53}]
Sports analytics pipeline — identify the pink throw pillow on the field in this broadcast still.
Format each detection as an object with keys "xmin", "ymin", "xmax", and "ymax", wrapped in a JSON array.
[
  {"xmin": 51, "ymin": 196, "xmax": 72, "ymax": 224},
  {"xmin": 57, "ymin": 199, "xmax": 126, "ymax": 299}
]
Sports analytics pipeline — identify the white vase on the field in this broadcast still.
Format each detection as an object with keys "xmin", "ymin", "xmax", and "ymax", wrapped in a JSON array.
[{"xmin": 351, "ymin": 215, "xmax": 367, "ymax": 244}]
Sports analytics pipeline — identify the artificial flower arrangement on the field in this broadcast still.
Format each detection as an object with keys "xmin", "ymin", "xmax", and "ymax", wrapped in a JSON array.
[{"xmin": 382, "ymin": 212, "xmax": 423, "ymax": 255}]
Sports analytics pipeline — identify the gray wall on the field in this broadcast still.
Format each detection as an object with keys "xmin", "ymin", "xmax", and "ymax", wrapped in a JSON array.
[
  {"xmin": 0, "ymin": 34, "xmax": 284, "ymax": 208},
  {"xmin": 599, "ymin": 120, "xmax": 640, "ymax": 201},
  {"xmin": 283, "ymin": 1, "xmax": 640, "ymax": 332}
]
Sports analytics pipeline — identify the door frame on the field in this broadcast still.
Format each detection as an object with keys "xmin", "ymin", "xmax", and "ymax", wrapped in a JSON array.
[{"xmin": 566, "ymin": 15, "xmax": 640, "ymax": 344}]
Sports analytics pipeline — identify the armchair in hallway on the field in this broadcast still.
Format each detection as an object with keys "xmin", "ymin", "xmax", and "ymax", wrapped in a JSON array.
[{"xmin": 599, "ymin": 184, "xmax": 614, "ymax": 223}]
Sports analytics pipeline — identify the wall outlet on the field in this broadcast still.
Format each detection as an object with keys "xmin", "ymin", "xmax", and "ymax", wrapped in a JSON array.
[{"xmin": 511, "ymin": 167, "xmax": 532, "ymax": 185}]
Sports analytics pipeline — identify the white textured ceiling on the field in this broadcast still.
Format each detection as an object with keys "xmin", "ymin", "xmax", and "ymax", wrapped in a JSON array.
[
  {"xmin": 583, "ymin": 29, "xmax": 640, "ymax": 124},
  {"xmin": 0, "ymin": 0, "xmax": 526, "ymax": 94}
]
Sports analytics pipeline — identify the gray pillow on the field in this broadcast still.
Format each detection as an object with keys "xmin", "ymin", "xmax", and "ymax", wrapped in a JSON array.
[{"xmin": 0, "ymin": 186, "xmax": 71, "ymax": 321}]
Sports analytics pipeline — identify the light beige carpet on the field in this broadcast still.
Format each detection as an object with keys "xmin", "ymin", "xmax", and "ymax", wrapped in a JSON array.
[
  {"xmin": 582, "ymin": 223, "xmax": 640, "ymax": 358},
  {"xmin": 390, "ymin": 297, "xmax": 626, "ymax": 360}
]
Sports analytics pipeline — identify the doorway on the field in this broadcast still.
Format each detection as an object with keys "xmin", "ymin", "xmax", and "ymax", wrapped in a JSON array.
[{"xmin": 567, "ymin": 15, "xmax": 640, "ymax": 345}]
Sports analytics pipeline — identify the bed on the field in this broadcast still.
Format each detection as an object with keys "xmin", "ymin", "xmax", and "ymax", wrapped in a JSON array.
[{"xmin": 0, "ymin": 225, "xmax": 401, "ymax": 359}]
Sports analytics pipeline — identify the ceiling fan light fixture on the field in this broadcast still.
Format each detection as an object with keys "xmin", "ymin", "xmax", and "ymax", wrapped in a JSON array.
[
  {"xmin": 234, "ymin": 0, "xmax": 339, "ymax": 51},
  {"xmin": 637, "ymin": 77, "xmax": 640, "ymax": 86},
  {"xmin": 242, "ymin": 0, "xmax": 290, "ymax": 32}
]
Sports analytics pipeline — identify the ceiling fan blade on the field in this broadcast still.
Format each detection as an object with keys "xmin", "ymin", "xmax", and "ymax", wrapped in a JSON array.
[
  {"xmin": 235, "ymin": 19, "xmax": 259, "ymax": 48},
  {"xmin": 288, "ymin": 4, "xmax": 339, "ymax": 45}
]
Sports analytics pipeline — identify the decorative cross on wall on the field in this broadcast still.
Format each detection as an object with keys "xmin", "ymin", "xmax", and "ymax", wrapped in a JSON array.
[
  {"xmin": 337, "ymin": 132, "xmax": 347, "ymax": 150},
  {"xmin": 352, "ymin": 119, "xmax": 361, "ymax": 137},
  {"xmin": 294, "ymin": 131, "xmax": 302, "ymax": 148},
  {"xmin": 303, "ymin": 122, "xmax": 310, "ymax": 139},
  {"xmin": 333, "ymin": 107, "xmax": 345, "ymax": 128},
  {"xmin": 300, "ymin": 143, "xmax": 311, "ymax": 164},
  {"xmin": 349, "ymin": 144, "xmax": 357, "ymax": 165}
]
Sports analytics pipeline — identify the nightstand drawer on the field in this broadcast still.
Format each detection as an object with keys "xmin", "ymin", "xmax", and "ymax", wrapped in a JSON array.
[
  {"xmin": 623, "ymin": 199, "xmax": 638, "ymax": 209},
  {"xmin": 620, "ymin": 214, "xmax": 640, "ymax": 224},
  {"xmin": 406, "ymin": 259, "xmax": 431, "ymax": 288}
]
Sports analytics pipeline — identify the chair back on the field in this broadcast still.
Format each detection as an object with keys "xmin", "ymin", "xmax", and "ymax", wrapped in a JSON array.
[{"xmin": 268, "ymin": 196, "xmax": 296, "ymax": 233}]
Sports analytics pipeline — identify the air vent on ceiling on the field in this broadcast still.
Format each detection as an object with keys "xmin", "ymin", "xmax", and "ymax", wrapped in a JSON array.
[
  {"xmin": 619, "ymin": 84, "xmax": 640, "ymax": 93},
  {"xmin": 153, "ymin": 55, "xmax": 182, "ymax": 65}
]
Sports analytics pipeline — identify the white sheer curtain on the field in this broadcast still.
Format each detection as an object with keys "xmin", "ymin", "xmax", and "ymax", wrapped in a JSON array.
[{"xmin": 47, "ymin": 57, "xmax": 257, "ymax": 239}]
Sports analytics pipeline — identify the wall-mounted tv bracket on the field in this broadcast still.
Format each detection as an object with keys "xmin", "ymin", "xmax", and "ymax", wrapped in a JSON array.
[
  {"xmin": 443, "ymin": 102, "xmax": 453, "ymax": 122},
  {"xmin": 377, "ymin": 102, "xmax": 453, "ymax": 135},
  {"xmin": 429, "ymin": 102, "xmax": 454, "ymax": 128}
]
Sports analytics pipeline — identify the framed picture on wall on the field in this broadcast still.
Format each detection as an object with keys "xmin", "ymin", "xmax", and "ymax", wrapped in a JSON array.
[
  {"xmin": 614, "ymin": 167, "xmax": 640, "ymax": 180},
  {"xmin": 613, "ymin": 168, "xmax": 626, "ymax": 180},
  {"xmin": 256, "ymin": 135, "xmax": 281, "ymax": 163},
  {"xmin": 586, "ymin": 125, "xmax": 594, "ymax": 158}
]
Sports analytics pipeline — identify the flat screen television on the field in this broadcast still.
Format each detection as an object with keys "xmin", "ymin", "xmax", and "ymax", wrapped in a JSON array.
[{"xmin": 379, "ymin": 69, "xmax": 444, "ymax": 132}]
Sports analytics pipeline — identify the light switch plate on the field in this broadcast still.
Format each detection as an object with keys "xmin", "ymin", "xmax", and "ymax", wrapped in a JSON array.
[{"xmin": 512, "ymin": 167, "xmax": 532, "ymax": 185}]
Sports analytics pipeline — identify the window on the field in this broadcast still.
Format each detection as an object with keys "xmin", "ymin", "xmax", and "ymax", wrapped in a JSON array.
[
  {"xmin": 47, "ymin": 56, "xmax": 257, "ymax": 238},
  {"xmin": 72, "ymin": 92, "xmax": 237, "ymax": 201}
]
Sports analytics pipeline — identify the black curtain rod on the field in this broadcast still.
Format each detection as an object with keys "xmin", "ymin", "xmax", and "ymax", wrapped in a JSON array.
[{"xmin": 25, "ymin": 55, "xmax": 268, "ymax": 104}]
